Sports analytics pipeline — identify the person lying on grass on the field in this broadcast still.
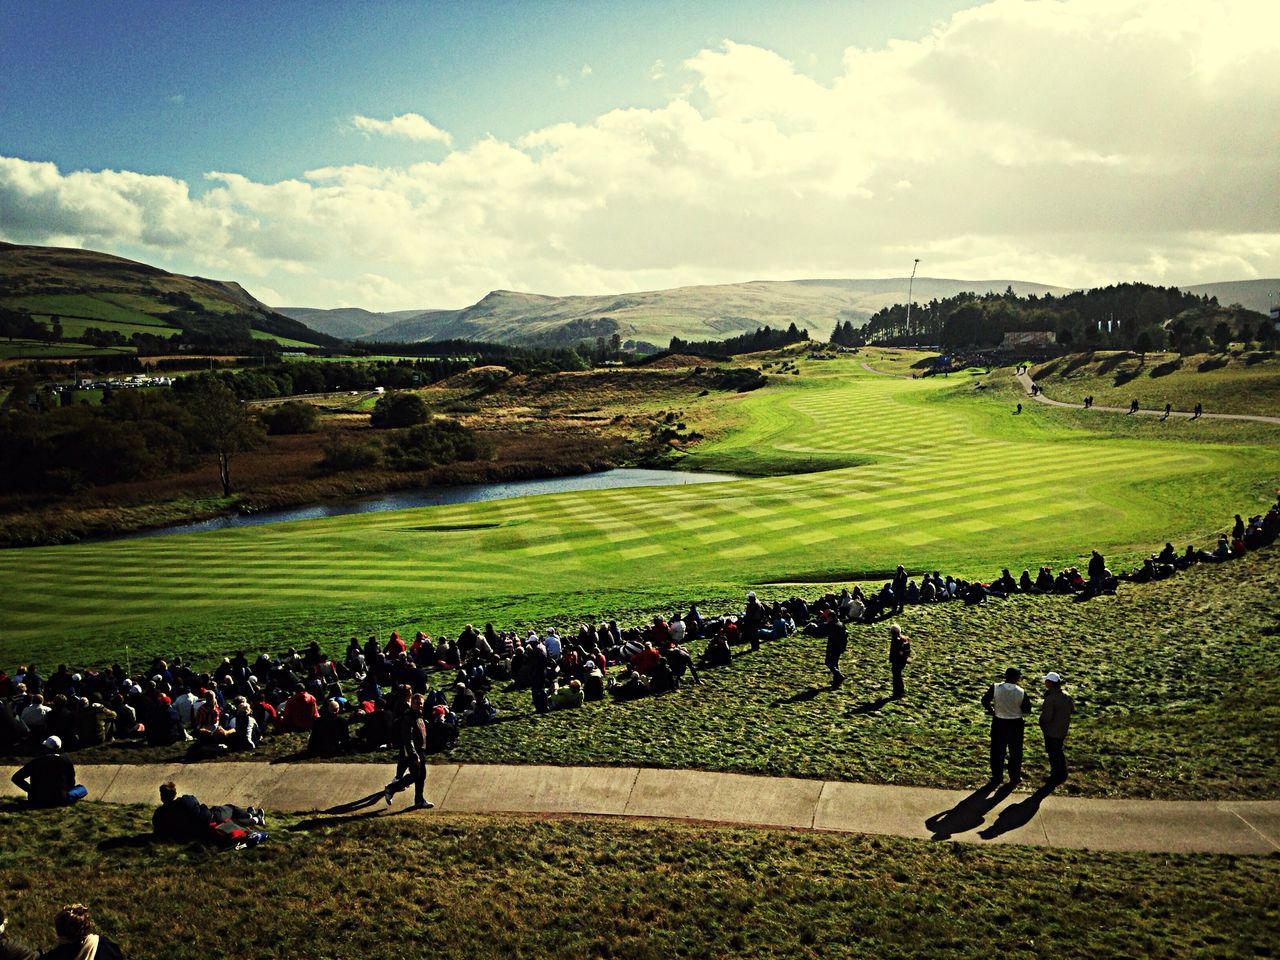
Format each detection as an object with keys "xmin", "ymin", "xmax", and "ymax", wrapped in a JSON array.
[{"xmin": 151, "ymin": 780, "xmax": 264, "ymax": 845}]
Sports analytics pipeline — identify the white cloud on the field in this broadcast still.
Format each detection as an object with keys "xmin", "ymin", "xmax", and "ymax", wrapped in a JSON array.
[
  {"xmin": 349, "ymin": 112, "xmax": 452, "ymax": 145},
  {"xmin": 554, "ymin": 74, "xmax": 570, "ymax": 90},
  {"xmin": 580, "ymin": 64, "xmax": 593, "ymax": 78},
  {"xmin": 1, "ymin": 0, "xmax": 1277, "ymax": 310},
  {"xmin": 650, "ymin": 59, "xmax": 666, "ymax": 80}
]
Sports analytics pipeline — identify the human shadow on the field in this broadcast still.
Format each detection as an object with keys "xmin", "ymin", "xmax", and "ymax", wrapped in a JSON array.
[
  {"xmin": 97, "ymin": 833, "xmax": 158, "ymax": 851},
  {"xmin": 978, "ymin": 782, "xmax": 1057, "ymax": 840},
  {"xmin": 924, "ymin": 781, "xmax": 1015, "ymax": 840},
  {"xmin": 848, "ymin": 696, "xmax": 893, "ymax": 716},
  {"xmin": 771, "ymin": 686, "xmax": 831, "ymax": 707}
]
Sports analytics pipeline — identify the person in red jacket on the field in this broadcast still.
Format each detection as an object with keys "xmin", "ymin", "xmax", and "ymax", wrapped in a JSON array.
[
  {"xmin": 384, "ymin": 631, "xmax": 406, "ymax": 659},
  {"xmin": 276, "ymin": 683, "xmax": 319, "ymax": 733}
]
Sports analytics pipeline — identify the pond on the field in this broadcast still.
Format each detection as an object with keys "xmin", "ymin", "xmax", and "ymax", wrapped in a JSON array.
[{"xmin": 118, "ymin": 468, "xmax": 738, "ymax": 540}]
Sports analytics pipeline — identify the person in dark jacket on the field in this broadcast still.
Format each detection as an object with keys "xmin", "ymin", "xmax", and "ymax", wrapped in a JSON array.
[
  {"xmin": 891, "ymin": 565, "xmax": 908, "ymax": 615},
  {"xmin": 383, "ymin": 694, "xmax": 433, "ymax": 809},
  {"xmin": 306, "ymin": 700, "xmax": 351, "ymax": 757},
  {"xmin": 10, "ymin": 737, "xmax": 81, "ymax": 807},
  {"xmin": 151, "ymin": 782, "xmax": 262, "ymax": 842},
  {"xmin": 0, "ymin": 904, "xmax": 39, "ymax": 960},
  {"xmin": 1039, "ymin": 672, "xmax": 1075, "ymax": 783},
  {"xmin": 824, "ymin": 617, "xmax": 848, "ymax": 687},
  {"xmin": 34, "ymin": 904, "xmax": 124, "ymax": 960},
  {"xmin": 888, "ymin": 623, "xmax": 911, "ymax": 699}
]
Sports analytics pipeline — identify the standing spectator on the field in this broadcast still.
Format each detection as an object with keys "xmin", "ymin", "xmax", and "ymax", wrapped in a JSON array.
[
  {"xmin": 980, "ymin": 668, "xmax": 1032, "ymax": 785},
  {"xmin": 1039, "ymin": 672, "xmax": 1075, "ymax": 784},
  {"xmin": 824, "ymin": 617, "xmax": 848, "ymax": 688},
  {"xmin": 888, "ymin": 624, "xmax": 911, "ymax": 699},
  {"xmin": 37, "ymin": 904, "xmax": 124, "ymax": 960},
  {"xmin": 0, "ymin": 904, "xmax": 38, "ymax": 960},
  {"xmin": 891, "ymin": 565, "xmax": 908, "ymax": 615}
]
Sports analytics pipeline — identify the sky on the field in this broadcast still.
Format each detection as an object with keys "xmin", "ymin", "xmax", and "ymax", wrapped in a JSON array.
[{"xmin": 1, "ymin": 0, "xmax": 1277, "ymax": 310}]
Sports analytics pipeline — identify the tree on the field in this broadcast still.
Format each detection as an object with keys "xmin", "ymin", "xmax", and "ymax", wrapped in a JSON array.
[
  {"xmin": 1212, "ymin": 320, "xmax": 1233, "ymax": 353},
  {"xmin": 181, "ymin": 378, "xmax": 266, "ymax": 496},
  {"xmin": 370, "ymin": 392, "xmax": 430, "ymax": 429},
  {"xmin": 1134, "ymin": 328, "xmax": 1155, "ymax": 359}
]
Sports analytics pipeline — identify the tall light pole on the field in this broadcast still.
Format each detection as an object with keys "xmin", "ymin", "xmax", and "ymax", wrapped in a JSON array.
[{"xmin": 905, "ymin": 258, "xmax": 920, "ymax": 339}]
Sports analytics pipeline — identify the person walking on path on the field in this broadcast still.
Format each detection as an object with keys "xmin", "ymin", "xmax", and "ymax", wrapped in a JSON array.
[
  {"xmin": 1039, "ymin": 672, "xmax": 1075, "ymax": 784},
  {"xmin": 888, "ymin": 623, "xmax": 911, "ymax": 699},
  {"xmin": 1129, "ymin": 399, "xmax": 1140, "ymax": 414},
  {"xmin": 1193, "ymin": 402, "xmax": 1202, "ymax": 419},
  {"xmin": 384, "ymin": 693, "xmax": 433, "ymax": 809},
  {"xmin": 824, "ymin": 617, "xmax": 848, "ymax": 688},
  {"xmin": 980, "ymin": 668, "xmax": 1031, "ymax": 785}
]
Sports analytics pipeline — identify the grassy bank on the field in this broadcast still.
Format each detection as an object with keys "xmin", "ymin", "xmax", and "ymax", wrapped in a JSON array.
[
  {"xmin": 0, "ymin": 803, "xmax": 1275, "ymax": 960},
  {"xmin": 13, "ymin": 546, "xmax": 1279, "ymax": 801}
]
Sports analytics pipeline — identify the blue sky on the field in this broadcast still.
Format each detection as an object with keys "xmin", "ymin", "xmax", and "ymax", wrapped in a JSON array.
[
  {"xmin": 3, "ymin": 1, "xmax": 962, "ymax": 185},
  {"xmin": 2, "ymin": 0, "xmax": 1277, "ymax": 309}
]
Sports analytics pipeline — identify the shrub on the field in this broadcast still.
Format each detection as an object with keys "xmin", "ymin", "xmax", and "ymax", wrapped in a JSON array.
[
  {"xmin": 320, "ymin": 433, "xmax": 384, "ymax": 471},
  {"xmin": 260, "ymin": 401, "xmax": 318, "ymax": 435},
  {"xmin": 370, "ymin": 392, "xmax": 429, "ymax": 429},
  {"xmin": 385, "ymin": 418, "xmax": 489, "ymax": 470}
]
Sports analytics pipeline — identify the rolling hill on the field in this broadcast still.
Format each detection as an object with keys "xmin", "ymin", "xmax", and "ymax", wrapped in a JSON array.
[
  {"xmin": 302, "ymin": 277, "xmax": 1075, "ymax": 347},
  {"xmin": 0, "ymin": 242, "xmax": 338, "ymax": 353},
  {"xmin": 275, "ymin": 306, "xmax": 428, "ymax": 340}
]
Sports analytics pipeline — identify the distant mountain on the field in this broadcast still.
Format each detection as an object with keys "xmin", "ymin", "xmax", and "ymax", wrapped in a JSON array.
[
  {"xmin": 355, "ymin": 278, "xmax": 1074, "ymax": 347},
  {"xmin": 0, "ymin": 242, "xmax": 337, "ymax": 348},
  {"xmin": 1177, "ymin": 280, "xmax": 1279, "ymax": 316},
  {"xmin": 275, "ymin": 306, "xmax": 429, "ymax": 341}
]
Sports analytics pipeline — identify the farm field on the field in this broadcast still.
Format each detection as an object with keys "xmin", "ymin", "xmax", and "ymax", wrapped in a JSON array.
[
  {"xmin": 1030, "ymin": 350, "xmax": 1280, "ymax": 417},
  {"xmin": 1, "ymin": 805, "xmax": 1274, "ymax": 960},
  {"xmin": 2, "ymin": 352, "xmax": 1276, "ymax": 660}
]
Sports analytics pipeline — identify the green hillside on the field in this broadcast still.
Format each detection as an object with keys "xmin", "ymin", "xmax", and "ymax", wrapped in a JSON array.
[
  {"xmin": 365, "ymin": 278, "xmax": 1073, "ymax": 347},
  {"xmin": 0, "ymin": 242, "xmax": 337, "ymax": 353}
]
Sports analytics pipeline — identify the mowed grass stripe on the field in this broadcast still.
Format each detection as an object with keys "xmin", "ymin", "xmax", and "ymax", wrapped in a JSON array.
[{"xmin": 1, "ymin": 357, "xmax": 1276, "ymax": 644}]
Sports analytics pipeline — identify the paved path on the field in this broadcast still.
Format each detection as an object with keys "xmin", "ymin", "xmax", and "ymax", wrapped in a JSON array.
[
  {"xmin": 6, "ymin": 762, "xmax": 1277, "ymax": 855},
  {"xmin": 1014, "ymin": 369, "xmax": 1280, "ymax": 425}
]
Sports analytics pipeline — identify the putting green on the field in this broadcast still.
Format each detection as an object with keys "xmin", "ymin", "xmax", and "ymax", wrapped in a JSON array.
[{"xmin": 3, "ymin": 357, "xmax": 1276, "ymax": 661}]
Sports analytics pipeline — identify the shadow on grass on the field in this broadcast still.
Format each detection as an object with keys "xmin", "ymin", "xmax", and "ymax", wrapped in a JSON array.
[
  {"xmin": 924, "ymin": 782, "xmax": 1014, "ymax": 840},
  {"xmin": 97, "ymin": 833, "xmax": 158, "ymax": 851},
  {"xmin": 848, "ymin": 695, "xmax": 894, "ymax": 715},
  {"xmin": 978, "ymin": 782, "xmax": 1058, "ymax": 840},
  {"xmin": 771, "ymin": 686, "xmax": 833, "ymax": 706}
]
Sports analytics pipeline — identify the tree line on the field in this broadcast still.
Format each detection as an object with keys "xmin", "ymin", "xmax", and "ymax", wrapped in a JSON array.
[
  {"xmin": 669, "ymin": 323, "xmax": 809, "ymax": 358},
  {"xmin": 859, "ymin": 283, "xmax": 1274, "ymax": 354}
]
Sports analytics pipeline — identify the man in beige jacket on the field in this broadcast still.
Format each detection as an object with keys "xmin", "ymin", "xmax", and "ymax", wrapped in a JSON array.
[{"xmin": 1039, "ymin": 671, "xmax": 1075, "ymax": 784}]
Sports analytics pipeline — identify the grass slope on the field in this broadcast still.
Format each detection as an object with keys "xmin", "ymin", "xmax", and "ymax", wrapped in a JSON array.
[
  {"xmin": 0, "ymin": 242, "xmax": 335, "ymax": 349},
  {"xmin": 0, "ymin": 805, "xmax": 1275, "ymax": 960},
  {"xmin": 1031, "ymin": 350, "xmax": 1280, "ymax": 417}
]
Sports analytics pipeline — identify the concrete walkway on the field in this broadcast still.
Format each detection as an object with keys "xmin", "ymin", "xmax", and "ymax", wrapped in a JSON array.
[
  {"xmin": 6, "ymin": 762, "xmax": 1277, "ymax": 855},
  {"xmin": 1014, "ymin": 369, "xmax": 1280, "ymax": 425}
]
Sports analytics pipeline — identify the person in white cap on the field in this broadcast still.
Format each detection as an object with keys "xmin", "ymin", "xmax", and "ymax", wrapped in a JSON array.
[
  {"xmin": 9, "ymin": 737, "xmax": 84, "ymax": 807},
  {"xmin": 1039, "ymin": 672, "xmax": 1075, "ymax": 784}
]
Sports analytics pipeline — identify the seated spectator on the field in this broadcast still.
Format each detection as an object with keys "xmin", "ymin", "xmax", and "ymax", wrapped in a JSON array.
[
  {"xmin": 550, "ymin": 679, "xmax": 584, "ymax": 710},
  {"xmin": 608, "ymin": 666, "xmax": 652, "ymax": 701},
  {"xmin": 10, "ymin": 737, "xmax": 84, "ymax": 808},
  {"xmin": 277, "ymin": 683, "xmax": 320, "ymax": 733},
  {"xmin": 18, "ymin": 695, "xmax": 49, "ymax": 740},
  {"xmin": 74, "ymin": 697, "xmax": 116, "ymax": 748},
  {"xmin": 38, "ymin": 904, "xmax": 124, "ymax": 960},
  {"xmin": 582, "ymin": 663, "xmax": 606, "ymax": 701},
  {"xmin": 698, "ymin": 634, "xmax": 732, "ymax": 668},
  {"xmin": 306, "ymin": 700, "xmax": 350, "ymax": 756},
  {"xmin": 229, "ymin": 700, "xmax": 260, "ymax": 752},
  {"xmin": 0, "ymin": 699, "xmax": 29, "ymax": 754},
  {"xmin": 425, "ymin": 705, "xmax": 459, "ymax": 751},
  {"xmin": 463, "ymin": 692, "xmax": 498, "ymax": 726},
  {"xmin": 630, "ymin": 642, "xmax": 662, "ymax": 676}
]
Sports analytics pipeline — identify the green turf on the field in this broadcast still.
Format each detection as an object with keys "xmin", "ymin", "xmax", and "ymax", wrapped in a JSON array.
[
  {"xmin": 31, "ymin": 313, "xmax": 174, "ymax": 340},
  {"xmin": 0, "ymin": 338, "xmax": 135, "ymax": 358},
  {"xmin": 2, "ymin": 354, "xmax": 1275, "ymax": 654},
  {"xmin": 1031, "ymin": 350, "xmax": 1280, "ymax": 417},
  {"xmin": 0, "ymin": 804, "xmax": 1275, "ymax": 960},
  {"xmin": 6, "ymin": 293, "xmax": 166, "ymax": 327}
]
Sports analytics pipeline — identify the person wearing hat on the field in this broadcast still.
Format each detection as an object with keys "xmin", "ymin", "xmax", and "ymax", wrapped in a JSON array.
[
  {"xmin": 10, "ymin": 737, "xmax": 85, "ymax": 807},
  {"xmin": 1039, "ymin": 672, "xmax": 1075, "ymax": 784},
  {"xmin": 979, "ymin": 668, "xmax": 1032, "ymax": 785}
]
